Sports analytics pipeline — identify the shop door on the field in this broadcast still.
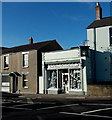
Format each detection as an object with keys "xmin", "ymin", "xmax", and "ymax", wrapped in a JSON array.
[{"xmin": 62, "ymin": 73, "xmax": 69, "ymax": 93}]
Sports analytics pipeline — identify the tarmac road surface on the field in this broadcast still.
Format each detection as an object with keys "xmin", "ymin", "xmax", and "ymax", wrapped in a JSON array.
[{"xmin": 1, "ymin": 93, "xmax": 112, "ymax": 120}]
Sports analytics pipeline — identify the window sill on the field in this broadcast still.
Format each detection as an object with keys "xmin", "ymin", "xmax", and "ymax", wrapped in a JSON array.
[
  {"xmin": 24, "ymin": 79, "xmax": 28, "ymax": 82},
  {"xmin": 3, "ymin": 67, "xmax": 9, "ymax": 70},
  {"xmin": 23, "ymin": 86, "xmax": 28, "ymax": 89},
  {"xmin": 22, "ymin": 66, "xmax": 29, "ymax": 69}
]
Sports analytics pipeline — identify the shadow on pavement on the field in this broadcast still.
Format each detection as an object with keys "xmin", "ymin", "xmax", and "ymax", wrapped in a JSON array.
[{"xmin": 1, "ymin": 92, "xmax": 21, "ymax": 98}]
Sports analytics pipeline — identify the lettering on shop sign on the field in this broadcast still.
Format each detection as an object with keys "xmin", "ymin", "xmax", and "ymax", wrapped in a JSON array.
[{"xmin": 47, "ymin": 63, "xmax": 80, "ymax": 70}]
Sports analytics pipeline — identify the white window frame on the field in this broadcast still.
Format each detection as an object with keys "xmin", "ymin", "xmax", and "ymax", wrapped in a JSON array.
[
  {"xmin": 22, "ymin": 52, "xmax": 29, "ymax": 68},
  {"xmin": 3, "ymin": 55, "xmax": 9, "ymax": 69},
  {"xmin": 22, "ymin": 73, "xmax": 28, "ymax": 88}
]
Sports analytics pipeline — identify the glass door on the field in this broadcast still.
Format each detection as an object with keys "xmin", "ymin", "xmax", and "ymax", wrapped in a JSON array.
[{"xmin": 62, "ymin": 73, "xmax": 69, "ymax": 93}]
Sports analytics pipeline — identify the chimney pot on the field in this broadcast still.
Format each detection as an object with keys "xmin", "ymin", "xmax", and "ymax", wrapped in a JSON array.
[{"xmin": 29, "ymin": 37, "xmax": 33, "ymax": 44}]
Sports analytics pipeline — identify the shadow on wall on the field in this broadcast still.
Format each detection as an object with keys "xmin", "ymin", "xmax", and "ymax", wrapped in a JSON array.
[{"xmin": 89, "ymin": 49, "xmax": 111, "ymax": 84}]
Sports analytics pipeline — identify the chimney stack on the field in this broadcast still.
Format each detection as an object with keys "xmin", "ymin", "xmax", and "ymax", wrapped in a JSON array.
[
  {"xmin": 29, "ymin": 37, "xmax": 33, "ymax": 44},
  {"xmin": 96, "ymin": 2, "xmax": 102, "ymax": 20}
]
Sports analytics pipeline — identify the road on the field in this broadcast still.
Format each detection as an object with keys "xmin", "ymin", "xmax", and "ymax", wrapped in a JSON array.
[{"xmin": 1, "ymin": 94, "xmax": 112, "ymax": 120}]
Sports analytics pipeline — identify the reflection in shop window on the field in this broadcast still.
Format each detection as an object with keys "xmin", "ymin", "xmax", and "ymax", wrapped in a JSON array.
[
  {"xmin": 48, "ymin": 70, "xmax": 57, "ymax": 88},
  {"xmin": 70, "ymin": 69, "xmax": 81, "ymax": 89}
]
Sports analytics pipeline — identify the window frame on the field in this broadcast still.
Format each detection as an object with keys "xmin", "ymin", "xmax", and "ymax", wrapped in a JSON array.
[
  {"xmin": 22, "ymin": 73, "xmax": 28, "ymax": 89},
  {"xmin": 3, "ymin": 55, "xmax": 9, "ymax": 69},
  {"xmin": 22, "ymin": 52, "xmax": 29, "ymax": 68}
]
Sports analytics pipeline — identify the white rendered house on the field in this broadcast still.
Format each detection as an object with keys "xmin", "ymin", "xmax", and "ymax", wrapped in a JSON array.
[{"xmin": 87, "ymin": 2, "xmax": 112, "ymax": 83}]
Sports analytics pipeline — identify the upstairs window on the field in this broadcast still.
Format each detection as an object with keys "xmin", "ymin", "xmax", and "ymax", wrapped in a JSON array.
[
  {"xmin": 4, "ymin": 55, "xmax": 9, "ymax": 69},
  {"xmin": 22, "ymin": 52, "xmax": 29, "ymax": 68},
  {"xmin": 109, "ymin": 28, "xmax": 112, "ymax": 46}
]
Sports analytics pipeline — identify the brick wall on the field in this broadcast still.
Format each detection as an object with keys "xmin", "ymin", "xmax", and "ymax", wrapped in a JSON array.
[{"xmin": 87, "ymin": 85, "xmax": 112, "ymax": 96}]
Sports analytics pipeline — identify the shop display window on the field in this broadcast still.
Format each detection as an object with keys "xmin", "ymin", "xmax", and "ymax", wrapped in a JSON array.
[
  {"xmin": 47, "ymin": 70, "xmax": 57, "ymax": 88},
  {"xmin": 70, "ymin": 69, "xmax": 81, "ymax": 89}
]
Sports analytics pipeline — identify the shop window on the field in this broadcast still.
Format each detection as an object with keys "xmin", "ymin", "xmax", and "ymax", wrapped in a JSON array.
[
  {"xmin": 47, "ymin": 70, "xmax": 57, "ymax": 88},
  {"xmin": 4, "ymin": 55, "xmax": 9, "ymax": 69},
  {"xmin": 70, "ymin": 69, "xmax": 81, "ymax": 89},
  {"xmin": 22, "ymin": 74, "xmax": 28, "ymax": 88}
]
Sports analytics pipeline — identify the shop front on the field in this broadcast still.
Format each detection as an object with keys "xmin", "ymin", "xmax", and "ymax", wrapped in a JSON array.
[
  {"xmin": 42, "ymin": 47, "xmax": 90, "ymax": 95},
  {"xmin": 46, "ymin": 63, "xmax": 82, "ymax": 94}
]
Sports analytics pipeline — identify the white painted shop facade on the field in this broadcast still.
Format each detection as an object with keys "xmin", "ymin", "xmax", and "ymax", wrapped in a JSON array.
[{"xmin": 41, "ymin": 46, "xmax": 91, "ymax": 95}]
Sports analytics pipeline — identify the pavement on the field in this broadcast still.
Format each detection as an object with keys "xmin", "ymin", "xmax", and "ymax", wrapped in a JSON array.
[
  {"xmin": 1, "ymin": 91, "xmax": 112, "ymax": 101},
  {"xmin": 20, "ymin": 93, "xmax": 112, "ymax": 100}
]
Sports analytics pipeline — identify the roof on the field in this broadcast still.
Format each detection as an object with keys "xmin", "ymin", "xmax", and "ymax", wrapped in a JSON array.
[
  {"xmin": 0, "ymin": 47, "xmax": 8, "ymax": 49},
  {"xmin": 70, "ymin": 46, "xmax": 89, "ymax": 49},
  {"xmin": 2, "ymin": 40, "xmax": 63, "ymax": 54},
  {"xmin": 87, "ymin": 17, "xmax": 112, "ymax": 29}
]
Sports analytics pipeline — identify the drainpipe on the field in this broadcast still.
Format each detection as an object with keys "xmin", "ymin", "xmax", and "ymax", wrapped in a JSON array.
[{"xmin": 93, "ymin": 28, "xmax": 97, "ymax": 83}]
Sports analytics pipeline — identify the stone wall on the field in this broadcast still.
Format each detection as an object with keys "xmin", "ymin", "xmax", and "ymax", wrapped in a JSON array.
[{"xmin": 87, "ymin": 85, "xmax": 112, "ymax": 96}]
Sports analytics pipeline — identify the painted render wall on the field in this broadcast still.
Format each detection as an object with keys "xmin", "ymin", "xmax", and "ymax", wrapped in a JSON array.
[
  {"xmin": 87, "ymin": 26, "xmax": 112, "ymax": 82},
  {"xmin": 44, "ymin": 49, "xmax": 80, "ymax": 62}
]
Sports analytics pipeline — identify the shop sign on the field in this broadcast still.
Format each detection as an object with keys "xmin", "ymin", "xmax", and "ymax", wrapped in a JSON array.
[{"xmin": 47, "ymin": 63, "xmax": 80, "ymax": 70}]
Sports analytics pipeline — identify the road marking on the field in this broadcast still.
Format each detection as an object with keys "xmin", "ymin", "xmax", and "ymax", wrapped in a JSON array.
[
  {"xmin": 13, "ymin": 102, "xmax": 56, "ymax": 107},
  {"xmin": 60, "ymin": 112, "xmax": 81, "ymax": 116},
  {"xmin": 36, "ymin": 104, "xmax": 79, "ymax": 111},
  {"xmin": 81, "ymin": 107, "xmax": 112, "ymax": 114},
  {"xmin": 2, "ymin": 106, "xmax": 32, "ymax": 111},
  {"xmin": 60, "ymin": 112, "xmax": 112, "ymax": 119},
  {"xmin": 13, "ymin": 103, "xmax": 32, "ymax": 107},
  {"xmin": 27, "ymin": 98, "xmax": 34, "ymax": 104},
  {"xmin": 35, "ymin": 102, "xmax": 56, "ymax": 104},
  {"xmin": 83, "ymin": 114, "xmax": 112, "ymax": 119},
  {"xmin": 81, "ymin": 103, "xmax": 112, "ymax": 106}
]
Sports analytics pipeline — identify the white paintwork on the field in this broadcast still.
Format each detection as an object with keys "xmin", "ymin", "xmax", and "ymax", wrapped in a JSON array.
[
  {"xmin": 42, "ymin": 48, "xmax": 88, "ymax": 95},
  {"xmin": 2, "ymin": 87, "xmax": 10, "ymax": 92},
  {"xmin": 39, "ymin": 76, "xmax": 44, "ymax": 94},
  {"xmin": 44, "ymin": 49, "xmax": 80, "ymax": 62},
  {"xmin": 2, "ymin": 82, "xmax": 10, "ymax": 86},
  {"xmin": 87, "ymin": 29, "xmax": 95, "ymax": 50}
]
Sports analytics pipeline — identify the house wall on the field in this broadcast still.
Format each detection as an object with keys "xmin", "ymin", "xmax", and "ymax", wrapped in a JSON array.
[
  {"xmin": 0, "ymin": 50, "xmax": 38, "ymax": 94},
  {"xmin": 87, "ymin": 26, "xmax": 112, "ymax": 82}
]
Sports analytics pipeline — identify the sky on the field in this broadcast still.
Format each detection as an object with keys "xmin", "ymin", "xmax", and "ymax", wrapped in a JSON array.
[{"xmin": 2, "ymin": 2, "xmax": 111, "ymax": 49}]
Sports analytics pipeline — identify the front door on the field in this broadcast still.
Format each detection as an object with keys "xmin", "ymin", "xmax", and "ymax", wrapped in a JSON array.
[
  {"xmin": 13, "ymin": 76, "xmax": 18, "ymax": 93},
  {"xmin": 62, "ymin": 73, "xmax": 69, "ymax": 93}
]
